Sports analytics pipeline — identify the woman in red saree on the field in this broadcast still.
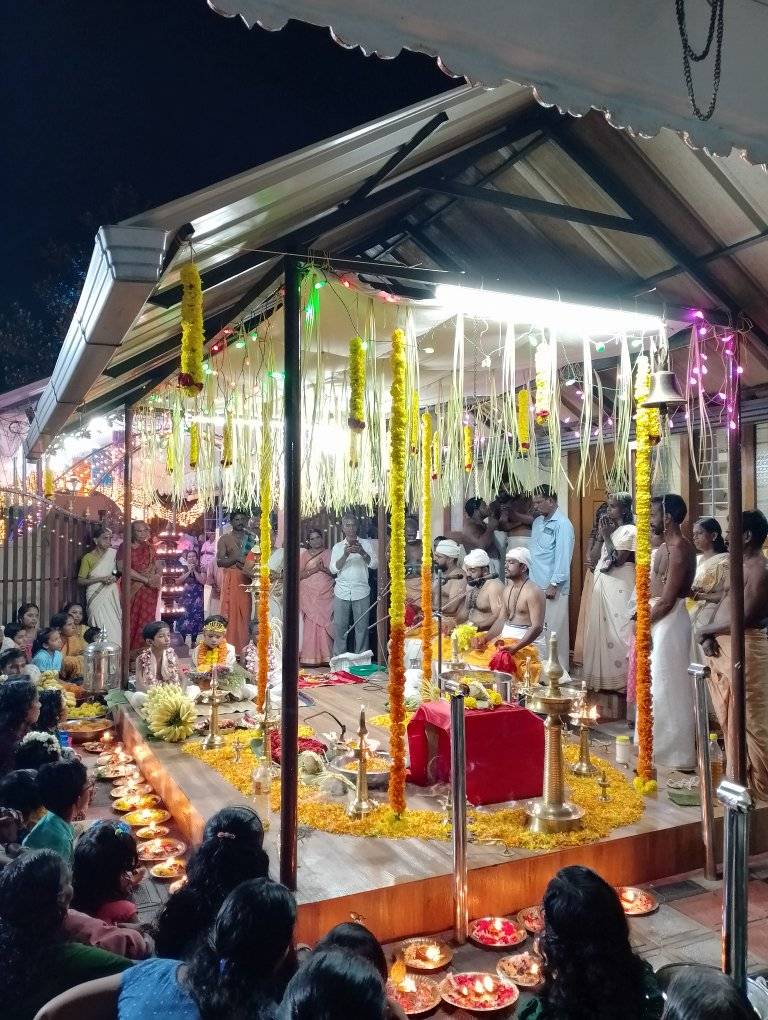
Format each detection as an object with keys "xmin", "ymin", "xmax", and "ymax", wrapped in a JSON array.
[
  {"xmin": 117, "ymin": 522, "xmax": 162, "ymax": 653},
  {"xmin": 298, "ymin": 528, "xmax": 334, "ymax": 666}
]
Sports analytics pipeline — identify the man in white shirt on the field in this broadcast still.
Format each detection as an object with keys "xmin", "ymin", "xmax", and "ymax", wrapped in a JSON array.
[
  {"xmin": 329, "ymin": 513, "xmax": 378, "ymax": 655},
  {"xmin": 530, "ymin": 486, "xmax": 575, "ymax": 668}
]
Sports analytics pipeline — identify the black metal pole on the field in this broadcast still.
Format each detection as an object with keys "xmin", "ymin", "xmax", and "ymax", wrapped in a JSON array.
[
  {"xmin": 280, "ymin": 255, "xmax": 302, "ymax": 890},
  {"xmin": 727, "ymin": 335, "xmax": 747, "ymax": 786},
  {"xmin": 121, "ymin": 405, "xmax": 133, "ymax": 689}
]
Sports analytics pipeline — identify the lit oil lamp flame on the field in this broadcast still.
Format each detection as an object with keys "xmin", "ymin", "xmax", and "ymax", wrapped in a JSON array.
[
  {"xmin": 530, "ymin": 961, "xmax": 540, "ymax": 976},
  {"xmin": 102, "ymin": 732, "xmax": 113, "ymax": 746},
  {"xmin": 482, "ymin": 975, "xmax": 495, "ymax": 993},
  {"xmin": 424, "ymin": 944, "xmax": 440, "ymax": 962},
  {"xmin": 588, "ymin": 705, "xmax": 599, "ymax": 721},
  {"xmin": 492, "ymin": 917, "xmax": 503, "ymax": 932},
  {"xmin": 399, "ymin": 976, "xmax": 417, "ymax": 993}
]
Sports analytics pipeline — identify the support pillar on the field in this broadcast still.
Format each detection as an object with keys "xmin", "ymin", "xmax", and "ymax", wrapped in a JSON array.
[
  {"xmin": 280, "ymin": 255, "xmax": 301, "ymax": 890},
  {"xmin": 121, "ymin": 406, "xmax": 133, "ymax": 688}
]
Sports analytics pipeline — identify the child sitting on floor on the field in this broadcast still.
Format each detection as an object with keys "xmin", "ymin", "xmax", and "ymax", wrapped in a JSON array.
[
  {"xmin": 72, "ymin": 820, "xmax": 145, "ymax": 924},
  {"xmin": 189, "ymin": 615, "xmax": 256, "ymax": 702},
  {"xmin": 134, "ymin": 621, "xmax": 181, "ymax": 690},
  {"xmin": 31, "ymin": 627, "xmax": 64, "ymax": 674},
  {"xmin": 22, "ymin": 757, "xmax": 91, "ymax": 864}
]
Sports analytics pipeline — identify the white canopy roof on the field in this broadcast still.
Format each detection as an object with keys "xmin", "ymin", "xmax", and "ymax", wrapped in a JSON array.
[{"xmin": 208, "ymin": 0, "xmax": 768, "ymax": 164}]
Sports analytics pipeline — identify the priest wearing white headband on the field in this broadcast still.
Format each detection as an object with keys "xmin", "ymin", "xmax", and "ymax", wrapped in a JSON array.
[
  {"xmin": 456, "ymin": 547, "xmax": 505, "ymax": 633},
  {"xmin": 432, "ymin": 538, "xmax": 467, "ymax": 634},
  {"xmin": 474, "ymin": 546, "xmax": 546, "ymax": 658}
]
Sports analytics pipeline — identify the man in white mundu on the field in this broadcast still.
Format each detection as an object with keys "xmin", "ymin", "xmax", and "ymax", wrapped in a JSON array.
[
  {"xmin": 474, "ymin": 547, "xmax": 545, "ymax": 657},
  {"xmin": 530, "ymin": 487, "xmax": 575, "ymax": 668},
  {"xmin": 647, "ymin": 493, "xmax": 697, "ymax": 771}
]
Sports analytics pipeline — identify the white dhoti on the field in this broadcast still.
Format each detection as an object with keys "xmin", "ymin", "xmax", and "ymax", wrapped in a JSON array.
[
  {"xmin": 501, "ymin": 622, "xmax": 572, "ymax": 684},
  {"xmin": 538, "ymin": 591, "xmax": 570, "ymax": 669},
  {"xmin": 648, "ymin": 599, "xmax": 696, "ymax": 770}
]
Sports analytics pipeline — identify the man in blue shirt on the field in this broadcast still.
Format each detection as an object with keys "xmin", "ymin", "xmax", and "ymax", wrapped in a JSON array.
[{"xmin": 530, "ymin": 487, "xmax": 575, "ymax": 669}]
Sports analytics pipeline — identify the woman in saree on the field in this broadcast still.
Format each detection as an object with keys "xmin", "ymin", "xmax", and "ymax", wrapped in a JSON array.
[
  {"xmin": 582, "ymin": 493, "xmax": 636, "ymax": 693},
  {"xmin": 77, "ymin": 525, "xmax": 121, "ymax": 647},
  {"xmin": 116, "ymin": 522, "xmax": 161, "ymax": 653},
  {"xmin": 298, "ymin": 528, "xmax": 334, "ymax": 666},
  {"xmin": 51, "ymin": 612, "xmax": 86, "ymax": 683},
  {"xmin": 689, "ymin": 516, "xmax": 729, "ymax": 664}
]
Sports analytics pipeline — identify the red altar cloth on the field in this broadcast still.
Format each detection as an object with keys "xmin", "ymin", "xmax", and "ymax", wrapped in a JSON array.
[{"xmin": 407, "ymin": 701, "xmax": 544, "ymax": 806}]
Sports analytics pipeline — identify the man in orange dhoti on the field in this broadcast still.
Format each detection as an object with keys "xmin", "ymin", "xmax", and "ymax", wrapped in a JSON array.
[
  {"xmin": 699, "ymin": 509, "xmax": 768, "ymax": 799},
  {"xmin": 216, "ymin": 510, "xmax": 254, "ymax": 654}
]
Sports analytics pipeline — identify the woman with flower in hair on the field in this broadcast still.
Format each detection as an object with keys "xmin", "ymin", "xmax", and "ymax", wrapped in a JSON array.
[
  {"xmin": 37, "ymin": 878, "xmax": 296, "ymax": 1020},
  {"xmin": 152, "ymin": 806, "xmax": 270, "ymax": 960}
]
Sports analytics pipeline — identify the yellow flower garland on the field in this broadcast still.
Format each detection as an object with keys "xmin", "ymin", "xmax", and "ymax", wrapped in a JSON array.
[
  {"xmin": 431, "ymin": 430, "xmax": 440, "ymax": 480},
  {"xmin": 517, "ymin": 388, "xmax": 530, "ymax": 452},
  {"xmin": 348, "ymin": 336, "xmax": 366, "ymax": 467},
  {"xmin": 178, "ymin": 262, "xmax": 205, "ymax": 395},
  {"xmin": 410, "ymin": 390, "xmax": 420, "ymax": 454},
  {"xmin": 43, "ymin": 465, "xmax": 55, "ymax": 499},
  {"xmin": 165, "ymin": 434, "xmax": 175, "ymax": 475},
  {"xmin": 257, "ymin": 391, "xmax": 272, "ymax": 712},
  {"xmin": 189, "ymin": 422, "xmax": 200, "ymax": 468},
  {"xmin": 347, "ymin": 336, "xmax": 366, "ymax": 428},
  {"xmin": 195, "ymin": 643, "xmax": 229, "ymax": 673},
  {"xmin": 183, "ymin": 734, "xmax": 644, "ymax": 851},
  {"xmin": 534, "ymin": 341, "xmax": 552, "ymax": 425},
  {"xmin": 388, "ymin": 328, "xmax": 408, "ymax": 816},
  {"xmin": 420, "ymin": 411, "xmax": 433, "ymax": 701},
  {"xmin": 463, "ymin": 423, "xmax": 473, "ymax": 472},
  {"xmin": 221, "ymin": 411, "xmax": 233, "ymax": 468},
  {"xmin": 634, "ymin": 356, "xmax": 654, "ymax": 781}
]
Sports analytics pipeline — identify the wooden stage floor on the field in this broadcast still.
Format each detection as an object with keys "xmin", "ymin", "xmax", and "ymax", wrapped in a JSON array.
[{"xmin": 118, "ymin": 679, "xmax": 768, "ymax": 944}]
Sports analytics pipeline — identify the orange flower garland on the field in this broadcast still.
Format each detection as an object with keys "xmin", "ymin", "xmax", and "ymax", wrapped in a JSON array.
[
  {"xmin": 256, "ymin": 391, "xmax": 272, "ymax": 711},
  {"xmin": 431, "ymin": 430, "xmax": 440, "ymax": 480},
  {"xmin": 463, "ymin": 423, "xmax": 473, "ymax": 472},
  {"xmin": 388, "ymin": 328, "xmax": 408, "ymax": 816},
  {"xmin": 348, "ymin": 335, "xmax": 366, "ymax": 468},
  {"xmin": 195, "ymin": 642, "xmax": 229, "ymax": 673},
  {"xmin": 420, "ymin": 411, "xmax": 433, "ymax": 701},
  {"xmin": 634, "ymin": 356, "xmax": 654, "ymax": 780}
]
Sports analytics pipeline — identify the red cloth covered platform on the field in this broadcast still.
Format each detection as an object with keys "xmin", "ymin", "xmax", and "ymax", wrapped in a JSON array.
[{"xmin": 407, "ymin": 701, "xmax": 545, "ymax": 806}]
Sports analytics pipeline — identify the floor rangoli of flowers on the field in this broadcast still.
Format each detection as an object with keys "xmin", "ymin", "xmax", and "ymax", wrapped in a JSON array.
[{"xmin": 181, "ymin": 733, "xmax": 644, "ymax": 850}]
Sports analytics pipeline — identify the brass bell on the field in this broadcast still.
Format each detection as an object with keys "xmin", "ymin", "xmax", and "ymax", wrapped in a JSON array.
[{"xmin": 642, "ymin": 369, "xmax": 686, "ymax": 410}]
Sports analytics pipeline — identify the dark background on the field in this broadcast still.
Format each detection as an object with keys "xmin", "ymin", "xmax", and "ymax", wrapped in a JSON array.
[{"xmin": 0, "ymin": 0, "xmax": 454, "ymax": 390}]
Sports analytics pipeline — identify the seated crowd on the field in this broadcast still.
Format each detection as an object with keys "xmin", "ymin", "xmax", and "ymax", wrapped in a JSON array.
[
  {"xmin": 0, "ymin": 600, "xmax": 756, "ymax": 1019},
  {"xmin": 0, "ymin": 794, "xmax": 756, "ymax": 1020}
]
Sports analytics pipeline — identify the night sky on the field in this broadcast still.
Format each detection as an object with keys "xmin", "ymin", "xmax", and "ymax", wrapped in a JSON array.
[{"xmin": 1, "ymin": 0, "xmax": 455, "ymax": 326}]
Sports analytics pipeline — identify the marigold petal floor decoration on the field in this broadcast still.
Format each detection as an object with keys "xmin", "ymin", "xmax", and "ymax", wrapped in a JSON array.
[{"xmin": 181, "ymin": 733, "xmax": 643, "ymax": 851}]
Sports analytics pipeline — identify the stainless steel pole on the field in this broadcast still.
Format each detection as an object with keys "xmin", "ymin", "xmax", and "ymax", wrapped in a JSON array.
[
  {"xmin": 436, "ymin": 568, "xmax": 443, "ymax": 691},
  {"xmin": 718, "ymin": 779, "xmax": 752, "ymax": 993},
  {"xmin": 445, "ymin": 678, "xmax": 468, "ymax": 943},
  {"xmin": 689, "ymin": 664, "xmax": 717, "ymax": 880}
]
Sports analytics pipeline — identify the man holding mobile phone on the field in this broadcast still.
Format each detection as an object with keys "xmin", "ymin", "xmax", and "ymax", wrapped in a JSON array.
[{"xmin": 329, "ymin": 513, "xmax": 378, "ymax": 655}]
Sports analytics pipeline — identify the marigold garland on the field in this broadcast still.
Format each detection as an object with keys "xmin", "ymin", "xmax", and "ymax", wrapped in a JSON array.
[
  {"xmin": 194, "ymin": 642, "xmax": 229, "ymax": 673},
  {"xmin": 256, "ymin": 391, "xmax": 272, "ymax": 712},
  {"xmin": 420, "ymin": 412, "xmax": 433, "ymax": 701},
  {"xmin": 410, "ymin": 390, "xmax": 420, "ymax": 454},
  {"xmin": 517, "ymin": 388, "xmax": 530, "ymax": 451},
  {"xmin": 463, "ymin": 423, "xmax": 473, "ymax": 472},
  {"xmin": 348, "ymin": 336, "xmax": 366, "ymax": 467},
  {"xmin": 189, "ymin": 422, "xmax": 200, "ymax": 468},
  {"xmin": 43, "ymin": 465, "xmax": 55, "ymax": 499},
  {"xmin": 431, "ymin": 430, "xmax": 440, "ymax": 480},
  {"xmin": 221, "ymin": 411, "xmax": 233, "ymax": 468},
  {"xmin": 388, "ymin": 328, "xmax": 408, "ymax": 816},
  {"xmin": 348, "ymin": 336, "xmax": 366, "ymax": 428},
  {"xmin": 178, "ymin": 262, "xmax": 205, "ymax": 395},
  {"xmin": 634, "ymin": 356, "xmax": 654, "ymax": 780},
  {"xmin": 534, "ymin": 341, "xmax": 552, "ymax": 425},
  {"xmin": 185, "ymin": 735, "xmax": 644, "ymax": 850},
  {"xmin": 165, "ymin": 434, "xmax": 175, "ymax": 475}
]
